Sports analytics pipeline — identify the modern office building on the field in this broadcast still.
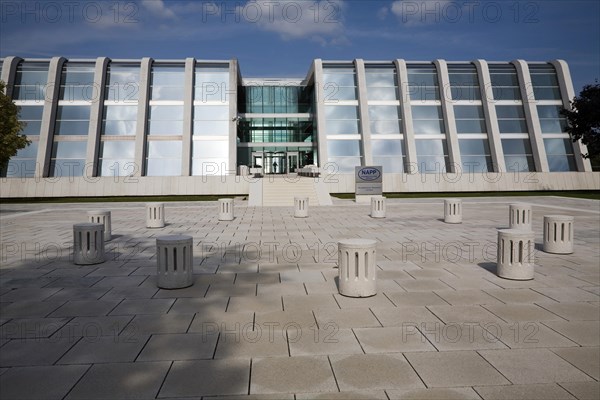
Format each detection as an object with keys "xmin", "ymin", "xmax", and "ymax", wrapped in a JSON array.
[{"xmin": 0, "ymin": 56, "xmax": 597, "ymax": 199}]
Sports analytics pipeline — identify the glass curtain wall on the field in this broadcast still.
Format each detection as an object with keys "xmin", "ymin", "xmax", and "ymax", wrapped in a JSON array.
[
  {"xmin": 529, "ymin": 63, "xmax": 576, "ymax": 171},
  {"xmin": 193, "ymin": 64, "xmax": 230, "ymax": 176},
  {"xmin": 146, "ymin": 63, "xmax": 184, "ymax": 176},
  {"xmin": 2, "ymin": 61, "xmax": 48, "ymax": 177},
  {"xmin": 99, "ymin": 62, "xmax": 139, "ymax": 176},
  {"xmin": 50, "ymin": 62, "xmax": 95, "ymax": 177},
  {"xmin": 323, "ymin": 65, "xmax": 361, "ymax": 172},
  {"xmin": 489, "ymin": 64, "xmax": 534, "ymax": 172},
  {"xmin": 407, "ymin": 64, "xmax": 449, "ymax": 172},
  {"xmin": 365, "ymin": 64, "xmax": 404, "ymax": 172},
  {"xmin": 448, "ymin": 64, "xmax": 492, "ymax": 173}
]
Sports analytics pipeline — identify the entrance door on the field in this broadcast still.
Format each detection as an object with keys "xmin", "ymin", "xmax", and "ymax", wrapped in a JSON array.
[
  {"xmin": 252, "ymin": 152, "xmax": 263, "ymax": 169},
  {"xmin": 287, "ymin": 152, "xmax": 299, "ymax": 173}
]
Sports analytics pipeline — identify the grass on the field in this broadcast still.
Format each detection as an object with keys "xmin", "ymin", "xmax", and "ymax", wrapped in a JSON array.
[{"xmin": 332, "ymin": 191, "xmax": 600, "ymax": 200}]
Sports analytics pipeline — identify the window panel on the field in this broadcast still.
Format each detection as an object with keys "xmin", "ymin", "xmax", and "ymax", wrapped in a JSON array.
[
  {"xmin": 100, "ymin": 141, "xmax": 135, "ymax": 159},
  {"xmin": 415, "ymin": 139, "xmax": 447, "ymax": 156},
  {"xmin": 372, "ymin": 139, "xmax": 403, "ymax": 156},
  {"xmin": 456, "ymin": 120, "xmax": 486, "ymax": 134},
  {"xmin": 413, "ymin": 120, "xmax": 445, "ymax": 135},
  {"xmin": 147, "ymin": 141, "xmax": 182, "ymax": 158},
  {"xmin": 52, "ymin": 141, "xmax": 87, "ymax": 158},
  {"xmin": 146, "ymin": 159, "xmax": 182, "ymax": 176},
  {"xmin": 193, "ymin": 121, "xmax": 229, "ymax": 136},
  {"xmin": 328, "ymin": 140, "xmax": 360, "ymax": 157},
  {"xmin": 56, "ymin": 105, "xmax": 91, "ymax": 120},
  {"xmin": 498, "ymin": 119, "xmax": 528, "ymax": 133},
  {"xmin": 496, "ymin": 106, "xmax": 525, "ymax": 119},
  {"xmin": 325, "ymin": 120, "xmax": 360, "ymax": 135},
  {"xmin": 368, "ymin": 105, "xmax": 400, "ymax": 120},
  {"xmin": 367, "ymin": 87, "xmax": 398, "ymax": 101},
  {"xmin": 454, "ymin": 105, "xmax": 484, "ymax": 119},
  {"xmin": 370, "ymin": 120, "xmax": 401, "ymax": 134},
  {"xmin": 193, "ymin": 141, "xmax": 229, "ymax": 158},
  {"xmin": 325, "ymin": 105, "xmax": 358, "ymax": 120},
  {"xmin": 412, "ymin": 106, "xmax": 442, "ymax": 119},
  {"xmin": 194, "ymin": 105, "xmax": 229, "ymax": 120},
  {"xmin": 373, "ymin": 156, "xmax": 404, "ymax": 173},
  {"xmin": 55, "ymin": 121, "xmax": 90, "ymax": 136}
]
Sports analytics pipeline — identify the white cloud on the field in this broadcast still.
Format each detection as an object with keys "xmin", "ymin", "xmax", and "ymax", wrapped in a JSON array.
[
  {"xmin": 140, "ymin": 0, "xmax": 176, "ymax": 19},
  {"xmin": 234, "ymin": 0, "xmax": 347, "ymax": 45}
]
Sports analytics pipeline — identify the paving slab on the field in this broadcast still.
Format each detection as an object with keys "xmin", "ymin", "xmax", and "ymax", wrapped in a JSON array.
[
  {"xmin": 214, "ymin": 327, "xmax": 289, "ymax": 359},
  {"xmin": 137, "ymin": 332, "xmax": 219, "ymax": 361},
  {"xmin": 552, "ymin": 347, "xmax": 600, "ymax": 380},
  {"xmin": 479, "ymin": 348, "xmax": 594, "ymax": 384},
  {"xmin": 66, "ymin": 361, "xmax": 170, "ymax": 399},
  {"xmin": 387, "ymin": 387, "xmax": 481, "ymax": 400},
  {"xmin": 314, "ymin": 307, "xmax": 381, "ymax": 329},
  {"xmin": 0, "ymin": 365, "xmax": 89, "ymax": 400},
  {"xmin": 558, "ymin": 382, "xmax": 600, "ymax": 400},
  {"xmin": 330, "ymin": 353, "xmax": 424, "ymax": 391},
  {"xmin": 473, "ymin": 383, "xmax": 576, "ymax": 400},
  {"xmin": 542, "ymin": 320, "xmax": 600, "ymax": 346},
  {"xmin": 404, "ymin": 350, "xmax": 510, "ymax": 387},
  {"xmin": 0, "ymin": 337, "xmax": 77, "ymax": 367},
  {"xmin": 250, "ymin": 355, "xmax": 337, "ymax": 394},
  {"xmin": 57, "ymin": 334, "xmax": 149, "ymax": 364}
]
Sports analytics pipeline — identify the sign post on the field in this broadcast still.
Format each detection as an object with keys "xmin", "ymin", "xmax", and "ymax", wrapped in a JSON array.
[{"xmin": 355, "ymin": 166, "xmax": 383, "ymax": 203}]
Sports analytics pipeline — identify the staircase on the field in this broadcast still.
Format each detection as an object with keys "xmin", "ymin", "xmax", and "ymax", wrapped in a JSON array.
[{"xmin": 249, "ymin": 175, "xmax": 333, "ymax": 206}]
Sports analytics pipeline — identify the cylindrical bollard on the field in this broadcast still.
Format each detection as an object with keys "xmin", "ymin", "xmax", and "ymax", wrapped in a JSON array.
[
  {"xmin": 496, "ymin": 229, "xmax": 535, "ymax": 280},
  {"xmin": 73, "ymin": 223, "xmax": 105, "ymax": 265},
  {"xmin": 370, "ymin": 196, "xmax": 385, "ymax": 218},
  {"xmin": 156, "ymin": 235, "xmax": 194, "ymax": 289},
  {"xmin": 338, "ymin": 239, "xmax": 377, "ymax": 297},
  {"xmin": 294, "ymin": 197, "xmax": 309, "ymax": 218},
  {"xmin": 543, "ymin": 215, "xmax": 574, "ymax": 254},
  {"xmin": 87, "ymin": 210, "xmax": 112, "ymax": 241},
  {"xmin": 444, "ymin": 199, "xmax": 462, "ymax": 224},
  {"xmin": 509, "ymin": 203, "xmax": 532, "ymax": 230},
  {"xmin": 218, "ymin": 198, "xmax": 234, "ymax": 221},
  {"xmin": 146, "ymin": 203, "xmax": 165, "ymax": 228}
]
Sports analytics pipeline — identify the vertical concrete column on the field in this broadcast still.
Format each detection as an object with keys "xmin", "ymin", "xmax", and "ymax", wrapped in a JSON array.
[
  {"xmin": 36, "ymin": 56, "xmax": 66, "ymax": 178},
  {"xmin": 181, "ymin": 58, "xmax": 195, "ymax": 176},
  {"xmin": 228, "ymin": 59, "xmax": 239, "ymax": 175},
  {"xmin": 355, "ymin": 59, "xmax": 372, "ymax": 166},
  {"xmin": 473, "ymin": 60, "xmax": 505, "ymax": 172},
  {"xmin": 551, "ymin": 60, "xmax": 592, "ymax": 172},
  {"xmin": 513, "ymin": 60, "xmax": 549, "ymax": 172},
  {"xmin": 434, "ymin": 60, "xmax": 460, "ymax": 173},
  {"xmin": 134, "ymin": 57, "xmax": 153, "ymax": 177},
  {"xmin": 395, "ymin": 59, "xmax": 417, "ymax": 173},
  {"xmin": 1, "ymin": 56, "xmax": 22, "ymax": 96},
  {"xmin": 85, "ymin": 57, "xmax": 109, "ymax": 177},
  {"xmin": 313, "ymin": 59, "xmax": 328, "ymax": 167}
]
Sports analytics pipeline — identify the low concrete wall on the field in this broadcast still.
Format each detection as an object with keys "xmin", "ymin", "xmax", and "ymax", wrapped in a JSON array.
[
  {"xmin": 0, "ymin": 172, "xmax": 598, "ymax": 198},
  {"xmin": 0, "ymin": 176, "xmax": 251, "ymax": 198},
  {"xmin": 323, "ymin": 172, "xmax": 600, "ymax": 193}
]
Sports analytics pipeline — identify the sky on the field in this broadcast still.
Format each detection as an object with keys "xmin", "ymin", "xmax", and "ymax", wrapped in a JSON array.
[{"xmin": 1, "ymin": 0, "xmax": 599, "ymax": 92}]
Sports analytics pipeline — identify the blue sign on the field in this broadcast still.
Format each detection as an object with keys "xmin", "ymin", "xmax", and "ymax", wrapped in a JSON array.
[{"xmin": 357, "ymin": 167, "xmax": 381, "ymax": 181}]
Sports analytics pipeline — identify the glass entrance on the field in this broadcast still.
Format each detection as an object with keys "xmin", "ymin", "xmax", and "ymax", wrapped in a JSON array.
[
  {"xmin": 287, "ymin": 152, "xmax": 299, "ymax": 173},
  {"xmin": 252, "ymin": 151, "xmax": 302, "ymax": 174}
]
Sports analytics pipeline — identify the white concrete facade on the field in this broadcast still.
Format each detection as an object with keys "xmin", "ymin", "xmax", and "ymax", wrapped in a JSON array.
[{"xmin": 1, "ymin": 57, "xmax": 598, "ymax": 198}]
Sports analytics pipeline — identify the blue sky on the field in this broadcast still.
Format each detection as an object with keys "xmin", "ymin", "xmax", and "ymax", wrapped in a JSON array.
[{"xmin": 1, "ymin": 0, "xmax": 598, "ymax": 92}]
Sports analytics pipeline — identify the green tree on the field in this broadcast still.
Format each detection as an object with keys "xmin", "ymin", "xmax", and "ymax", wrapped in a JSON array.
[
  {"xmin": 561, "ymin": 83, "xmax": 600, "ymax": 170},
  {"xmin": 0, "ymin": 80, "xmax": 30, "ymax": 173}
]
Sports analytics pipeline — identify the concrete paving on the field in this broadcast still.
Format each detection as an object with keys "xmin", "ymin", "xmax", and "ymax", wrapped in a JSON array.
[{"xmin": 0, "ymin": 196, "xmax": 599, "ymax": 399}]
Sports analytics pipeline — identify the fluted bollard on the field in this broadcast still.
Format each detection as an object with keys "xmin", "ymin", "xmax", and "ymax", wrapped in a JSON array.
[
  {"xmin": 370, "ymin": 196, "xmax": 385, "ymax": 218},
  {"xmin": 146, "ymin": 203, "xmax": 165, "ymax": 228},
  {"xmin": 444, "ymin": 199, "xmax": 462, "ymax": 224},
  {"xmin": 338, "ymin": 239, "xmax": 377, "ymax": 297},
  {"xmin": 497, "ymin": 229, "xmax": 535, "ymax": 280},
  {"xmin": 294, "ymin": 197, "xmax": 309, "ymax": 218},
  {"xmin": 87, "ymin": 210, "xmax": 112, "ymax": 241},
  {"xmin": 543, "ymin": 215, "xmax": 574, "ymax": 254},
  {"xmin": 509, "ymin": 203, "xmax": 532, "ymax": 230},
  {"xmin": 156, "ymin": 235, "xmax": 194, "ymax": 289},
  {"xmin": 73, "ymin": 223, "xmax": 105, "ymax": 265},
  {"xmin": 218, "ymin": 198, "xmax": 234, "ymax": 221}
]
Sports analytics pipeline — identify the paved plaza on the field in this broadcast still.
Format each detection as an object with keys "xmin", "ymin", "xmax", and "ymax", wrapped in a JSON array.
[{"xmin": 0, "ymin": 196, "xmax": 599, "ymax": 399}]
